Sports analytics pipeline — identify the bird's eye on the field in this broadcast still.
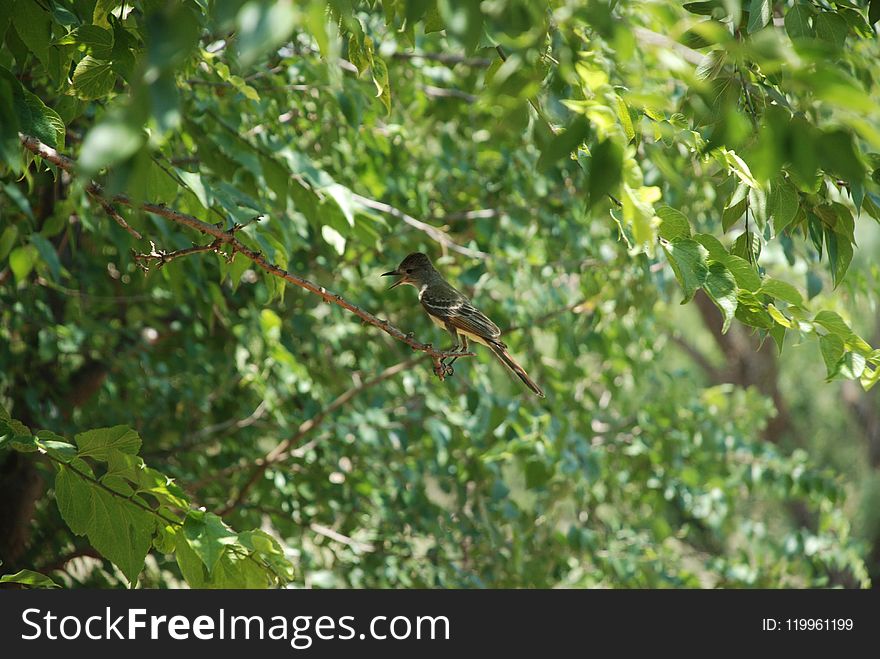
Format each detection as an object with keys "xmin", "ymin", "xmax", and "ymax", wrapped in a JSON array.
[{"xmin": 405, "ymin": 268, "xmax": 412, "ymax": 274}]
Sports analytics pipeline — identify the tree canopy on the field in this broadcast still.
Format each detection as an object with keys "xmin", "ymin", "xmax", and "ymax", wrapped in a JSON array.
[{"xmin": 1, "ymin": 0, "xmax": 880, "ymax": 589}]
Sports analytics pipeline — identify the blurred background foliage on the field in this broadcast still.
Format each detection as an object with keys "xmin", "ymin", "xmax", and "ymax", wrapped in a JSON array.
[{"xmin": 2, "ymin": 0, "xmax": 880, "ymax": 588}]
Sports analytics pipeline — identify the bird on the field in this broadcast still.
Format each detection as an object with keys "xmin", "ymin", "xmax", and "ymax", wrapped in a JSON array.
[{"xmin": 382, "ymin": 252, "xmax": 545, "ymax": 397}]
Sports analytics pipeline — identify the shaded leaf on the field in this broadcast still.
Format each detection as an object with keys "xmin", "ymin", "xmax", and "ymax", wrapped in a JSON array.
[{"xmin": 662, "ymin": 239, "xmax": 709, "ymax": 303}]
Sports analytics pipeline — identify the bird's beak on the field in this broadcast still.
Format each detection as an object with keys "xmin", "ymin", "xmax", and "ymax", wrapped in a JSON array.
[{"xmin": 381, "ymin": 269, "xmax": 405, "ymax": 289}]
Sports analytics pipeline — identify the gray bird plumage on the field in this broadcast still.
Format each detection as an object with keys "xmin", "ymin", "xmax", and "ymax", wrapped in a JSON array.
[{"xmin": 382, "ymin": 252, "xmax": 545, "ymax": 398}]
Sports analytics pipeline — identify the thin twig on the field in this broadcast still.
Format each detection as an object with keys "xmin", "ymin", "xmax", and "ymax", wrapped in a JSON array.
[
  {"xmin": 93, "ymin": 194, "xmax": 143, "ymax": 240},
  {"xmin": 19, "ymin": 134, "xmax": 474, "ymax": 369},
  {"xmin": 201, "ymin": 293, "xmax": 582, "ymax": 503},
  {"xmin": 192, "ymin": 400, "xmax": 268, "ymax": 441},
  {"xmin": 392, "ymin": 51, "xmax": 492, "ymax": 67},
  {"xmin": 421, "ymin": 84, "xmax": 476, "ymax": 103},
  {"xmin": 38, "ymin": 547, "xmax": 102, "ymax": 574},
  {"xmin": 631, "ymin": 26, "xmax": 707, "ymax": 66},
  {"xmin": 668, "ymin": 334, "xmax": 722, "ymax": 381},
  {"xmin": 309, "ymin": 523, "xmax": 375, "ymax": 553},
  {"xmin": 351, "ymin": 193, "xmax": 490, "ymax": 260},
  {"xmin": 35, "ymin": 276, "xmax": 155, "ymax": 302},
  {"xmin": 442, "ymin": 209, "xmax": 500, "ymax": 223},
  {"xmin": 132, "ymin": 238, "xmax": 224, "ymax": 272},
  {"xmin": 213, "ymin": 357, "xmax": 418, "ymax": 513}
]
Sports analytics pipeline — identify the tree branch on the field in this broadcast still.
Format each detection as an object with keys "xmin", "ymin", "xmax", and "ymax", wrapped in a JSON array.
[
  {"xmin": 132, "ymin": 238, "xmax": 224, "ymax": 272},
  {"xmin": 668, "ymin": 334, "xmax": 722, "ymax": 381},
  {"xmin": 211, "ymin": 356, "xmax": 419, "ymax": 514},
  {"xmin": 392, "ymin": 51, "xmax": 492, "ymax": 67},
  {"xmin": 93, "ymin": 189, "xmax": 143, "ymax": 240},
  {"xmin": 442, "ymin": 208, "xmax": 500, "ymax": 223},
  {"xmin": 350, "ymin": 193, "xmax": 489, "ymax": 260},
  {"xmin": 19, "ymin": 134, "xmax": 474, "ymax": 371}
]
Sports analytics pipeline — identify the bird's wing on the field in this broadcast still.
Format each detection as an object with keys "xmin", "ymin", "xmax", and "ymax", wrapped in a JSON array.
[{"xmin": 421, "ymin": 294, "xmax": 502, "ymax": 340}]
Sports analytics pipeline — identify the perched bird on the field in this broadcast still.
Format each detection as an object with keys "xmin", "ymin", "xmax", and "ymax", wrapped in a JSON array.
[{"xmin": 382, "ymin": 252, "xmax": 545, "ymax": 397}]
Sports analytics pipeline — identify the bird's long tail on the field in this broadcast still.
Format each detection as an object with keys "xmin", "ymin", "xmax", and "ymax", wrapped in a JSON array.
[{"xmin": 488, "ymin": 341, "xmax": 545, "ymax": 398}]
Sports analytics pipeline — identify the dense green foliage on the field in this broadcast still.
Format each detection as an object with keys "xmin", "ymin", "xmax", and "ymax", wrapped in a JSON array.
[{"xmin": 2, "ymin": 0, "xmax": 880, "ymax": 588}]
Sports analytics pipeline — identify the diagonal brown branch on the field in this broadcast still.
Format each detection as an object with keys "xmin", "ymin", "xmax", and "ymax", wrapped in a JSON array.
[
  {"xmin": 19, "ymin": 134, "xmax": 473, "ymax": 371},
  {"xmin": 205, "ymin": 293, "xmax": 576, "ymax": 512},
  {"xmin": 93, "ymin": 195, "xmax": 143, "ymax": 240},
  {"xmin": 211, "ymin": 356, "xmax": 419, "ymax": 514}
]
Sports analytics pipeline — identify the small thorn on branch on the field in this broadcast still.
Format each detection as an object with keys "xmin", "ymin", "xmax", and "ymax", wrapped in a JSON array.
[{"xmin": 132, "ymin": 238, "xmax": 224, "ymax": 272}]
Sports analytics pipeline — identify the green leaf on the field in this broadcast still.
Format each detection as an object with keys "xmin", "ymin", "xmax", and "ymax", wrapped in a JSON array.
[
  {"xmin": 321, "ymin": 225, "xmax": 346, "ymax": 255},
  {"xmin": 71, "ymin": 56, "xmax": 116, "ymax": 100},
  {"xmin": 683, "ymin": 2, "xmax": 723, "ymax": 16},
  {"xmin": 862, "ymin": 365, "xmax": 880, "ymax": 391},
  {"xmin": 731, "ymin": 231, "xmax": 761, "ymax": 263},
  {"xmin": 371, "ymin": 55, "xmax": 391, "ymax": 114},
  {"xmin": 767, "ymin": 303, "xmax": 792, "ymax": 328},
  {"xmin": 770, "ymin": 323, "xmax": 786, "ymax": 353},
  {"xmin": 35, "ymin": 430, "xmax": 77, "ymax": 463},
  {"xmin": 325, "ymin": 183, "xmax": 356, "ymax": 227},
  {"xmin": 53, "ymin": 464, "xmax": 92, "ymax": 537},
  {"xmin": 747, "ymin": 0, "xmax": 770, "ymax": 33},
  {"xmin": 72, "ymin": 25, "xmax": 114, "ymax": 60},
  {"xmin": 175, "ymin": 530, "xmax": 208, "ymax": 587},
  {"xmin": 692, "ymin": 233, "xmax": 727, "ymax": 261},
  {"xmin": 656, "ymin": 206, "xmax": 691, "ymax": 241},
  {"xmin": 721, "ymin": 254, "xmax": 761, "ymax": 292},
  {"xmin": 785, "ymin": 4, "xmax": 813, "ymax": 39},
  {"xmin": 813, "ymin": 310, "xmax": 852, "ymax": 338},
  {"xmin": 1, "ymin": 69, "xmax": 66, "ymax": 149},
  {"xmin": 9, "ymin": 244, "xmax": 37, "ymax": 283},
  {"xmin": 806, "ymin": 271, "xmax": 823, "ymax": 300},
  {"xmin": 29, "ymin": 233, "xmax": 61, "ymax": 280},
  {"xmin": 722, "ymin": 192, "xmax": 747, "ymax": 232},
  {"xmin": 663, "ymin": 239, "xmax": 709, "ymax": 303},
  {"xmin": 74, "ymin": 425, "xmax": 141, "ymax": 460},
  {"xmin": 704, "ymin": 263, "xmax": 737, "ymax": 333},
  {"xmin": 79, "ymin": 116, "xmax": 144, "ymax": 173},
  {"xmin": 769, "ymin": 179, "xmax": 799, "ymax": 234},
  {"xmin": 0, "ymin": 224, "xmax": 19, "ymax": 261},
  {"xmin": 817, "ymin": 130, "xmax": 864, "ymax": 183},
  {"xmin": 183, "ymin": 510, "xmax": 238, "ymax": 574},
  {"xmin": 760, "ymin": 278, "xmax": 804, "ymax": 306},
  {"xmin": 235, "ymin": 0, "xmax": 296, "ymax": 67},
  {"xmin": 440, "ymin": 0, "xmax": 483, "ymax": 54},
  {"xmin": 135, "ymin": 466, "xmax": 189, "ymax": 510},
  {"xmin": 537, "ymin": 117, "xmax": 590, "ymax": 172},
  {"xmin": 12, "ymin": 0, "xmax": 52, "ymax": 69},
  {"xmin": 826, "ymin": 228, "xmax": 853, "ymax": 287},
  {"xmin": 0, "ymin": 569, "xmax": 60, "ymax": 589},
  {"xmin": 615, "ymin": 95, "xmax": 635, "ymax": 142},
  {"xmin": 56, "ymin": 464, "xmax": 155, "ymax": 584},
  {"xmin": 819, "ymin": 334, "xmax": 845, "ymax": 379},
  {"xmin": 93, "ymin": 0, "xmax": 118, "ymax": 27},
  {"xmin": 588, "ymin": 140, "xmax": 624, "ymax": 207},
  {"xmin": 871, "ymin": 0, "xmax": 880, "ymax": 26},
  {"xmin": 348, "ymin": 34, "xmax": 371, "ymax": 75},
  {"xmin": 814, "ymin": 11, "xmax": 848, "ymax": 48}
]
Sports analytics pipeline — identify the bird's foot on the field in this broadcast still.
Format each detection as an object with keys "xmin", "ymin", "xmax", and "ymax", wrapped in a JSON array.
[{"xmin": 432, "ymin": 361, "xmax": 455, "ymax": 379}]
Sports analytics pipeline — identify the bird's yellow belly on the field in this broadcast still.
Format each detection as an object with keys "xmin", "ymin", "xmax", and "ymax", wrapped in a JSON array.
[{"xmin": 427, "ymin": 313, "xmax": 491, "ymax": 347}]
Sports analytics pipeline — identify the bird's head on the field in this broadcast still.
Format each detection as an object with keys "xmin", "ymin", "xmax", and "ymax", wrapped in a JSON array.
[{"xmin": 381, "ymin": 252, "xmax": 435, "ymax": 289}]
